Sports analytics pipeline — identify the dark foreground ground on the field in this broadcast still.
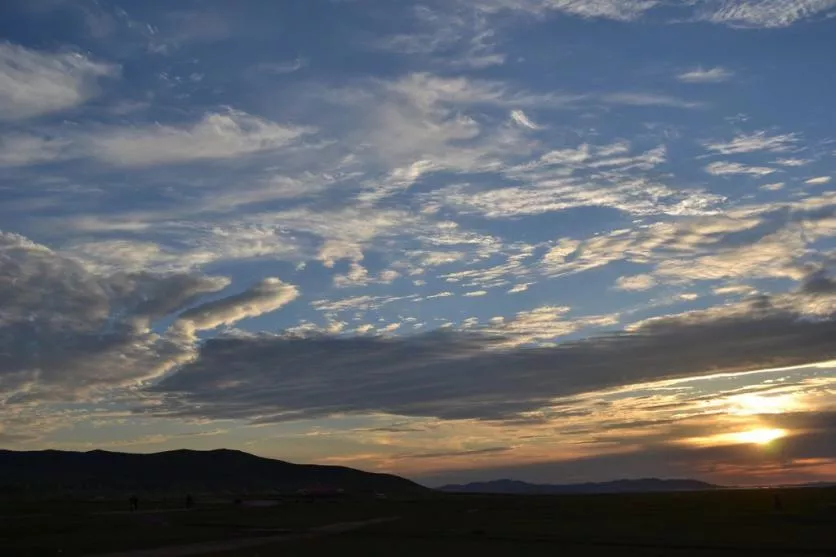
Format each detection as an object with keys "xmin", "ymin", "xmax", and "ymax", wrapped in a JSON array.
[{"xmin": 3, "ymin": 487, "xmax": 836, "ymax": 556}]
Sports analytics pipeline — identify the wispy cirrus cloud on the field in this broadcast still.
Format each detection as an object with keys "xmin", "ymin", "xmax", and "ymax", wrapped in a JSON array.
[
  {"xmin": 704, "ymin": 131, "xmax": 799, "ymax": 155},
  {"xmin": 1, "ymin": 110, "xmax": 314, "ymax": 168},
  {"xmin": 705, "ymin": 161, "xmax": 777, "ymax": 176},
  {"xmin": 0, "ymin": 42, "xmax": 117, "ymax": 121},
  {"xmin": 699, "ymin": 0, "xmax": 836, "ymax": 28},
  {"xmin": 469, "ymin": 0, "xmax": 660, "ymax": 21},
  {"xmin": 677, "ymin": 66, "xmax": 734, "ymax": 83}
]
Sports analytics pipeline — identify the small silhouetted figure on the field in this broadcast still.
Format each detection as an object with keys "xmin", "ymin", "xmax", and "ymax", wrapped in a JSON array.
[
  {"xmin": 185, "ymin": 494, "xmax": 194, "ymax": 509},
  {"xmin": 129, "ymin": 495, "xmax": 139, "ymax": 512},
  {"xmin": 773, "ymin": 494, "xmax": 783, "ymax": 513}
]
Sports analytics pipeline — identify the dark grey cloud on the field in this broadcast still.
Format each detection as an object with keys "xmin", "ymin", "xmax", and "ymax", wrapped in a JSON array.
[
  {"xmin": 800, "ymin": 269, "xmax": 836, "ymax": 295},
  {"xmin": 396, "ymin": 447, "xmax": 513, "ymax": 460},
  {"xmin": 0, "ymin": 232, "xmax": 229, "ymax": 403},
  {"xmin": 148, "ymin": 288, "xmax": 836, "ymax": 423}
]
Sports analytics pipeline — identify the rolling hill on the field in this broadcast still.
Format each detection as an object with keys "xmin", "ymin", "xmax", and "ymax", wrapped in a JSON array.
[
  {"xmin": 437, "ymin": 478, "xmax": 720, "ymax": 494},
  {"xmin": 0, "ymin": 448, "xmax": 426, "ymax": 496}
]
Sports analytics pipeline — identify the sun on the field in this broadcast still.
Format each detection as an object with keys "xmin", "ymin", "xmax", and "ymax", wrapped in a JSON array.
[{"xmin": 730, "ymin": 428, "xmax": 787, "ymax": 445}]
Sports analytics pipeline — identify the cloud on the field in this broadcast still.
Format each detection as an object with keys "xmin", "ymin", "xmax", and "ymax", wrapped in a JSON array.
[
  {"xmin": 436, "ymin": 142, "xmax": 723, "ymax": 219},
  {"xmin": 250, "ymin": 58, "xmax": 308, "ymax": 75},
  {"xmin": 615, "ymin": 274, "xmax": 657, "ymax": 291},
  {"xmin": 465, "ymin": 0, "xmax": 834, "ymax": 30},
  {"xmin": 775, "ymin": 158, "xmax": 812, "ymax": 167},
  {"xmin": 676, "ymin": 67, "xmax": 734, "ymax": 83},
  {"xmin": 0, "ymin": 42, "xmax": 118, "ymax": 120},
  {"xmin": 86, "ymin": 110, "xmax": 313, "ymax": 167},
  {"xmin": 174, "ymin": 278, "xmax": 299, "ymax": 335},
  {"xmin": 372, "ymin": 5, "xmax": 506, "ymax": 69},
  {"xmin": 704, "ymin": 131, "xmax": 798, "ymax": 155},
  {"xmin": 700, "ymin": 0, "xmax": 836, "ymax": 28},
  {"xmin": 463, "ymin": 290, "xmax": 489, "ymax": 297},
  {"xmin": 799, "ymin": 270, "xmax": 836, "ymax": 296},
  {"xmin": 654, "ymin": 225, "xmax": 808, "ymax": 282},
  {"xmin": 0, "ymin": 133, "xmax": 71, "ymax": 167},
  {"xmin": 421, "ymin": 411, "xmax": 836, "ymax": 485},
  {"xmin": 60, "ymin": 202, "xmax": 423, "ymax": 275},
  {"xmin": 510, "ymin": 109, "xmax": 541, "ymax": 129},
  {"xmin": 0, "ymin": 109, "xmax": 314, "ymax": 168},
  {"xmin": 0, "ymin": 231, "xmax": 231, "ymax": 404},
  {"xmin": 805, "ymin": 176, "xmax": 832, "ymax": 185},
  {"xmin": 599, "ymin": 92, "xmax": 703, "ymax": 109},
  {"xmin": 487, "ymin": 305, "xmax": 619, "ymax": 345},
  {"xmin": 705, "ymin": 161, "xmax": 776, "ymax": 176},
  {"xmin": 147, "ymin": 278, "xmax": 836, "ymax": 425},
  {"xmin": 396, "ymin": 446, "xmax": 512, "ymax": 460},
  {"xmin": 471, "ymin": 0, "xmax": 660, "ymax": 21}
]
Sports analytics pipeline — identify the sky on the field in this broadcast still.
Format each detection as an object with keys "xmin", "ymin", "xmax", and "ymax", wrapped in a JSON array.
[{"xmin": 2, "ymin": 0, "xmax": 836, "ymax": 488}]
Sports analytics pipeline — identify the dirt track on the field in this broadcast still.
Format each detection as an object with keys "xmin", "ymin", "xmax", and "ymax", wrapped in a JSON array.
[{"xmin": 85, "ymin": 517, "xmax": 399, "ymax": 557}]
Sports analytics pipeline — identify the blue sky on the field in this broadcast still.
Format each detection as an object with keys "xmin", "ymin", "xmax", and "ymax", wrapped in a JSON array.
[{"xmin": 2, "ymin": 0, "xmax": 836, "ymax": 487}]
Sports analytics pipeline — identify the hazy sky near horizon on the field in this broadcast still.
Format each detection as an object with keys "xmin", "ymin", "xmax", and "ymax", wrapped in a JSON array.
[{"xmin": 2, "ymin": 0, "xmax": 836, "ymax": 487}]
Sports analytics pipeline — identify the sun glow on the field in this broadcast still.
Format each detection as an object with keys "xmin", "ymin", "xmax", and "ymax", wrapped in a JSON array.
[
  {"xmin": 728, "ymin": 394, "xmax": 798, "ymax": 416},
  {"xmin": 728, "ymin": 428, "xmax": 786, "ymax": 445},
  {"xmin": 684, "ymin": 427, "xmax": 788, "ymax": 447}
]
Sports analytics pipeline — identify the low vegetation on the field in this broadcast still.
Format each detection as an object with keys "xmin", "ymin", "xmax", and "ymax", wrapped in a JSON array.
[{"xmin": 2, "ymin": 488, "xmax": 835, "ymax": 556}]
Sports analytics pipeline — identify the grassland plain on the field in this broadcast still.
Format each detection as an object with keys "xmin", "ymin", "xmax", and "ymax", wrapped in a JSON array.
[{"xmin": 3, "ymin": 488, "xmax": 836, "ymax": 556}]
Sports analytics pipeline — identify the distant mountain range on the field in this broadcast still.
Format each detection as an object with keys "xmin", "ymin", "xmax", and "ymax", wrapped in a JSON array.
[
  {"xmin": 0, "ymin": 448, "xmax": 426, "ymax": 496},
  {"xmin": 438, "ymin": 478, "xmax": 720, "ymax": 494}
]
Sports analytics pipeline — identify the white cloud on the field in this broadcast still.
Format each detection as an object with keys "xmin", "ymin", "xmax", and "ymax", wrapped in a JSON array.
[
  {"xmin": 0, "ymin": 42, "xmax": 118, "ymax": 120},
  {"xmin": 705, "ymin": 161, "xmax": 776, "ymax": 176},
  {"xmin": 485, "ymin": 305, "xmax": 620, "ymax": 346},
  {"xmin": 88, "ymin": 110, "xmax": 313, "ymax": 167},
  {"xmin": 704, "ymin": 131, "xmax": 798, "ymax": 155},
  {"xmin": 251, "ymin": 58, "xmax": 308, "ymax": 75},
  {"xmin": 805, "ymin": 176, "xmax": 832, "ymax": 185},
  {"xmin": 510, "ymin": 109, "xmax": 541, "ymax": 129},
  {"xmin": 0, "ymin": 110, "xmax": 314, "ymax": 169},
  {"xmin": 676, "ymin": 67, "xmax": 734, "ymax": 83},
  {"xmin": 775, "ymin": 158, "xmax": 812, "ymax": 167},
  {"xmin": 0, "ymin": 133, "xmax": 71, "ymax": 166},
  {"xmin": 615, "ymin": 274, "xmax": 657, "ymax": 291},
  {"xmin": 373, "ymin": 6, "xmax": 506, "ymax": 69},
  {"xmin": 333, "ymin": 262, "xmax": 371, "ymax": 288},
  {"xmin": 701, "ymin": 0, "xmax": 836, "ymax": 28},
  {"xmin": 464, "ymin": 290, "xmax": 489, "ymax": 297},
  {"xmin": 440, "ymin": 172, "xmax": 722, "ymax": 219},
  {"xmin": 600, "ymin": 92, "xmax": 703, "ymax": 109},
  {"xmin": 472, "ymin": 0, "xmax": 660, "ymax": 21},
  {"xmin": 760, "ymin": 182, "xmax": 785, "ymax": 191},
  {"xmin": 654, "ymin": 227, "xmax": 808, "ymax": 282},
  {"xmin": 175, "ymin": 278, "xmax": 299, "ymax": 335}
]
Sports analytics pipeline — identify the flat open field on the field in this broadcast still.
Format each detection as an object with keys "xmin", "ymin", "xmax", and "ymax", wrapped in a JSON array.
[{"xmin": 3, "ymin": 488, "xmax": 836, "ymax": 556}]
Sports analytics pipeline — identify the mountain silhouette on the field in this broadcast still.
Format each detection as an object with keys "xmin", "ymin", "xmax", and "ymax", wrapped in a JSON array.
[
  {"xmin": 438, "ymin": 478, "xmax": 719, "ymax": 494},
  {"xmin": 0, "ymin": 448, "xmax": 426, "ymax": 495}
]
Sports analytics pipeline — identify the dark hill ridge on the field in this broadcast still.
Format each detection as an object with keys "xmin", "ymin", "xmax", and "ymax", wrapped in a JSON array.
[
  {"xmin": 0, "ymin": 448, "xmax": 426, "ymax": 495},
  {"xmin": 438, "ymin": 478, "xmax": 720, "ymax": 494}
]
